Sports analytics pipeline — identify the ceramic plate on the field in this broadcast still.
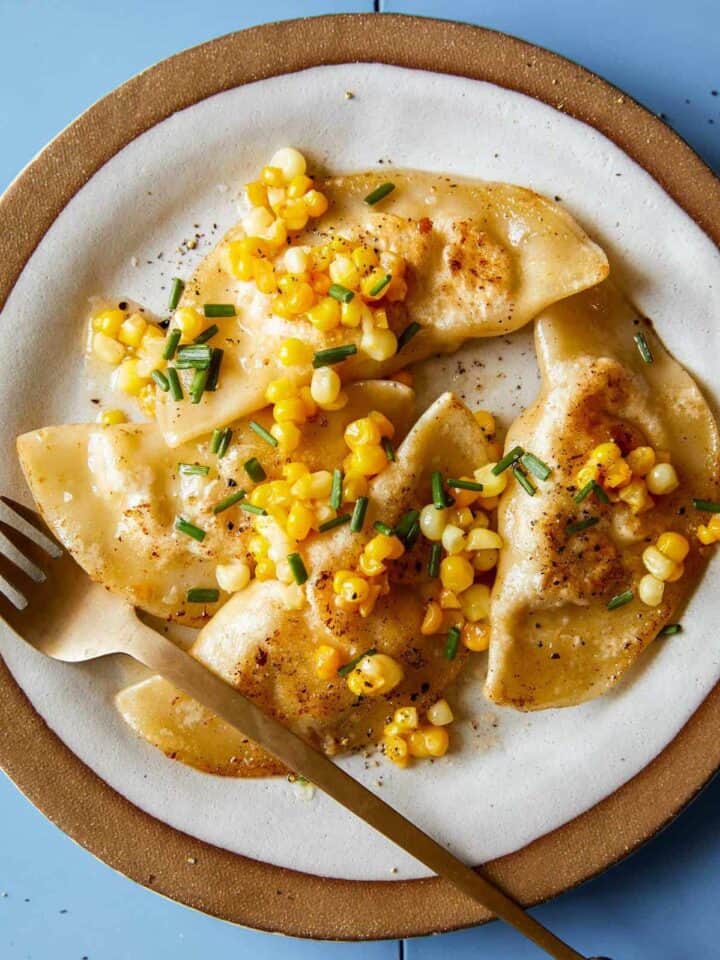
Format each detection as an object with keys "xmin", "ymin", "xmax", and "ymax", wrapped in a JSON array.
[{"xmin": 1, "ymin": 15, "xmax": 719, "ymax": 940}]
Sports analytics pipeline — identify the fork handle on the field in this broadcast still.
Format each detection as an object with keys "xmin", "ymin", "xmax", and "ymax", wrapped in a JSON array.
[{"xmin": 124, "ymin": 624, "xmax": 587, "ymax": 960}]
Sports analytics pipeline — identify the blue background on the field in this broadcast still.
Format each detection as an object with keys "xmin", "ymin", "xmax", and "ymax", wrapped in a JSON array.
[{"xmin": 1, "ymin": 2, "xmax": 718, "ymax": 958}]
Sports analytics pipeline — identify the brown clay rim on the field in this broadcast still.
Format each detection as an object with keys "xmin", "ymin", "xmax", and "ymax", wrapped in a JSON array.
[{"xmin": 1, "ymin": 13, "xmax": 719, "ymax": 942}]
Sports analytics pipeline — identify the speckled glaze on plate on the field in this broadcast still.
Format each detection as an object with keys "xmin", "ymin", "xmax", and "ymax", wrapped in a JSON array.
[{"xmin": 1, "ymin": 14, "xmax": 719, "ymax": 940}]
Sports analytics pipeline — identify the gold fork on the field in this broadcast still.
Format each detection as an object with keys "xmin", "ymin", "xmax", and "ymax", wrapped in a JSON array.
[{"xmin": 0, "ymin": 495, "xmax": 610, "ymax": 960}]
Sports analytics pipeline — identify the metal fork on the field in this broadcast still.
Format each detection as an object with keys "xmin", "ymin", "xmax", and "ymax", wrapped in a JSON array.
[{"xmin": 0, "ymin": 495, "xmax": 611, "ymax": 960}]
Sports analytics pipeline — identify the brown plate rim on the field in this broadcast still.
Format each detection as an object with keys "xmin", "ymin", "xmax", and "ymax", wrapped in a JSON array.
[{"xmin": 1, "ymin": 13, "xmax": 719, "ymax": 942}]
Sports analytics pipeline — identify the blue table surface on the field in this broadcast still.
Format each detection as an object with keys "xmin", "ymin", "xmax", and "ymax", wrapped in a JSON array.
[{"xmin": 1, "ymin": 2, "xmax": 718, "ymax": 957}]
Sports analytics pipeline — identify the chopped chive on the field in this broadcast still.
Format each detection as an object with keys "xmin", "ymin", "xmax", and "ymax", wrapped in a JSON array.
[
  {"xmin": 318, "ymin": 513, "xmax": 352, "ymax": 532},
  {"xmin": 593, "ymin": 482, "xmax": 610, "ymax": 504},
  {"xmin": 287, "ymin": 552, "xmax": 308, "ymax": 586},
  {"xmin": 168, "ymin": 277, "xmax": 185, "ymax": 311},
  {"xmin": 205, "ymin": 347, "xmax": 224, "ymax": 391},
  {"xmin": 431, "ymin": 470, "xmax": 453, "ymax": 509},
  {"xmin": 203, "ymin": 303, "xmax": 236, "ymax": 318},
  {"xmin": 152, "ymin": 369, "xmax": 170, "ymax": 392},
  {"xmin": 364, "ymin": 182, "xmax": 395, "ymax": 206},
  {"xmin": 163, "ymin": 328, "xmax": 181, "ymax": 360},
  {"xmin": 520, "ymin": 452, "xmax": 551, "ymax": 481},
  {"xmin": 186, "ymin": 587, "xmax": 219, "ymax": 604},
  {"xmin": 179, "ymin": 463, "xmax": 210, "ymax": 476},
  {"xmin": 213, "ymin": 489, "xmax": 246, "ymax": 514},
  {"xmin": 395, "ymin": 509, "xmax": 420, "ymax": 543},
  {"xmin": 607, "ymin": 589, "xmax": 634, "ymax": 611},
  {"xmin": 328, "ymin": 283, "xmax": 355, "ymax": 303},
  {"xmin": 573, "ymin": 480, "xmax": 594, "ymax": 503},
  {"xmin": 373, "ymin": 521, "xmax": 395, "ymax": 536},
  {"xmin": 240, "ymin": 502, "xmax": 267, "ymax": 516},
  {"xmin": 210, "ymin": 428, "xmax": 223, "ymax": 454},
  {"xmin": 566, "ymin": 516, "xmax": 599, "ymax": 535},
  {"xmin": 166, "ymin": 367, "xmax": 183, "ymax": 401},
  {"xmin": 368, "ymin": 273, "xmax": 391, "ymax": 297},
  {"xmin": 190, "ymin": 367, "xmax": 209, "ymax": 403},
  {"xmin": 397, "ymin": 321, "xmax": 421, "ymax": 351},
  {"xmin": 350, "ymin": 497, "xmax": 368, "ymax": 532},
  {"xmin": 244, "ymin": 457, "xmax": 266, "ymax": 482},
  {"xmin": 193, "ymin": 324, "xmax": 219, "ymax": 344},
  {"xmin": 658, "ymin": 623, "xmax": 682, "ymax": 637},
  {"xmin": 492, "ymin": 446, "xmax": 524, "ymax": 475},
  {"xmin": 428, "ymin": 543, "xmax": 442, "ymax": 578},
  {"xmin": 249, "ymin": 420, "xmax": 278, "ymax": 447},
  {"xmin": 404, "ymin": 519, "xmax": 420, "ymax": 549},
  {"xmin": 512, "ymin": 465, "xmax": 536, "ymax": 496},
  {"xmin": 382, "ymin": 436, "xmax": 395, "ymax": 462},
  {"xmin": 447, "ymin": 478, "xmax": 484, "ymax": 492},
  {"xmin": 634, "ymin": 331, "xmax": 654, "ymax": 364},
  {"xmin": 216, "ymin": 427, "xmax": 232, "ymax": 458},
  {"xmin": 693, "ymin": 498, "xmax": 720, "ymax": 513},
  {"xmin": 330, "ymin": 469, "xmax": 344, "ymax": 510},
  {"xmin": 444, "ymin": 626, "xmax": 461, "ymax": 661},
  {"xmin": 312, "ymin": 343, "xmax": 358, "ymax": 368},
  {"xmin": 176, "ymin": 344, "xmax": 212, "ymax": 369},
  {"xmin": 338, "ymin": 648, "xmax": 377, "ymax": 677},
  {"xmin": 175, "ymin": 516, "xmax": 206, "ymax": 542}
]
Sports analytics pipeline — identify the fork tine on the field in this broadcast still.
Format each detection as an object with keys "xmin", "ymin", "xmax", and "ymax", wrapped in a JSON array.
[
  {"xmin": 0, "ymin": 496, "xmax": 60, "ymax": 553},
  {"xmin": 0, "ymin": 550, "xmax": 43, "ymax": 601},
  {"xmin": 0, "ymin": 519, "xmax": 57, "ymax": 571},
  {"xmin": 0, "ymin": 588, "xmax": 24, "ymax": 631}
]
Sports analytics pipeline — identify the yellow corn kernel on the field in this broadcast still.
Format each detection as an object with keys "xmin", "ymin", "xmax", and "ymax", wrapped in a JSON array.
[
  {"xmin": 450, "ymin": 480, "xmax": 481, "ymax": 509},
  {"xmin": 283, "ymin": 199, "xmax": 309, "ymax": 232},
  {"xmin": 261, "ymin": 165, "xmax": 285, "ymax": 187},
  {"xmin": 604, "ymin": 459, "xmax": 633, "ymax": 489},
  {"xmin": 473, "ymin": 463, "xmax": 509, "ymax": 498},
  {"xmin": 459, "ymin": 583, "xmax": 491, "ymax": 623},
  {"xmin": 216, "ymin": 560, "xmax": 251, "ymax": 593},
  {"xmin": 575, "ymin": 463, "xmax": 600, "ymax": 489},
  {"xmin": 358, "ymin": 555, "xmax": 383, "ymax": 577},
  {"xmin": 642, "ymin": 545, "xmax": 679, "ymax": 582},
  {"xmin": 249, "ymin": 485, "xmax": 273, "ymax": 508},
  {"xmin": 97, "ymin": 408, "xmax": 127, "ymax": 426},
  {"xmin": 427, "ymin": 699, "xmax": 454, "ymax": 726},
  {"xmin": 440, "ymin": 555, "xmax": 474, "ymax": 594},
  {"xmin": 441, "ymin": 524, "xmax": 467, "ymax": 555},
  {"xmin": 462, "ymin": 621, "xmax": 491, "ymax": 652},
  {"xmin": 697, "ymin": 521, "xmax": 720, "ymax": 545},
  {"xmin": 117, "ymin": 313, "xmax": 146, "ymax": 348},
  {"xmin": 270, "ymin": 421, "xmax": 302, "ymax": 453},
  {"xmin": 393, "ymin": 707, "xmax": 419, "ymax": 732},
  {"xmin": 383, "ymin": 734, "xmax": 410, "ymax": 768},
  {"xmin": 361, "ymin": 327, "xmax": 398, "ymax": 361},
  {"xmin": 248, "ymin": 533, "xmax": 270, "ymax": 559},
  {"xmin": 174, "ymin": 307, "xmax": 204, "ymax": 342},
  {"xmin": 665, "ymin": 563, "xmax": 685, "ymax": 583},
  {"xmin": 333, "ymin": 570, "xmax": 355, "ymax": 593},
  {"xmin": 448, "ymin": 507, "xmax": 473, "ymax": 529},
  {"xmin": 287, "ymin": 174, "xmax": 313, "ymax": 198},
  {"xmin": 409, "ymin": 726, "xmax": 449, "ymax": 759},
  {"xmin": 338, "ymin": 576, "xmax": 371, "ymax": 608},
  {"xmin": 342, "ymin": 473, "xmax": 368, "ymax": 501},
  {"xmin": 307, "ymin": 297, "xmax": 341, "ymax": 331},
  {"xmin": 473, "ymin": 409, "xmax": 496, "ymax": 435},
  {"xmin": 253, "ymin": 258, "xmax": 277, "ymax": 295},
  {"xmin": 271, "ymin": 294, "xmax": 294, "ymax": 319},
  {"xmin": 267, "ymin": 187, "xmax": 287, "ymax": 214},
  {"xmin": 137, "ymin": 384, "xmax": 156, "ymax": 418},
  {"xmin": 92, "ymin": 331, "xmax": 125, "ymax": 365},
  {"xmin": 282, "ymin": 461, "xmax": 309, "ymax": 484},
  {"xmin": 310, "ymin": 366, "xmax": 342, "ymax": 407},
  {"xmin": 265, "ymin": 218, "xmax": 288, "ymax": 253},
  {"xmin": 346, "ymin": 443, "xmax": 388, "ymax": 477},
  {"xmin": 265, "ymin": 377, "xmax": 299, "ymax": 404},
  {"xmin": 304, "ymin": 191, "xmax": 329, "ymax": 220},
  {"xmin": 285, "ymin": 282, "xmax": 316, "ymax": 315},
  {"xmin": 314, "ymin": 644, "xmax": 342, "ymax": 681},
  {"xmin": 364, "ymin": 534, "xmax": 405, "ymax": 564},
  {"xmin": 351, "ymin": 245, "xmax": 379, "ymax": 271},
  {"xmin": 392, "ymin": 369, "xmax": 413, "ymax": 388},
  {"xmin": 297, "ymin": 385, "xmax": 317, "ymax": 418},
  {"xmin": 346, "ymin": 653, "xmax": 404, "ymax": 697},
  {"xmin": 360, "ymin": 268, "xmax": 391, "ymax": 300},
  {"xmin": 270, "ymin": 147, "xmax": 306, "ymax": 182},
  {"xmin": 278, "ymin": 338, "xmax": 313, "ymax": 367},
  {"xmin": 626, "ymin": 446, "xmax": 656, "ymax": 476},
  {"xmin": 407, "ymin": 730, "xmax": 431, "ymax": 758},
  {"xmin": 345, "ymin": 417, "xmax": 382, "ymax": 449},
  {"xmin": 466, "ymin": 528, "xmax": 503, "ymax": 551},
  {"xmin": 439, "ymin": 589, "xmax": 462, "ymax": 609},
  {"xmin": 286, "ymin": 502, "xmax": 315, "ymax": 541},
  {"xmin": 340, "ymin": 299, "xmax": 363, "ymax": 327},
  {"xmin": 322, "ymin": 390, "xmax": 349, "ymax": 412},
  {"xmin": 273, "ymin": 397, "xmax": 307, "ymax": 424},
  {"xmin": 646, "ymin": 462, "xmax": 680, "ymax": 495},
  {"xmin": 368, "ymin": 411, "xmax": 395, "ymax": 438},
  {"xmin": 421, "ymin": 600, "xmax": 443, "ymax": 635},
  {"xmin": 638, "ymin": 573, "xmax": 665, "ymax": 607},
  {"xmin": 92, "ymin": 307, "xmax": 125, "ymax": 337},
  {"xmin": 284, "ymin": 247, "xmax": 311, "ymax": 276},
  {"xmin": 114, "ymin": 358, "xmax": 149, "ymax": 396},
  {"xmin": 372, "ymin": 307, "xmax": 389, "ymax": 329},
  {"xmin": 242, "ymin": 206, "xmax": 274, "ymax": 237},
  {"xmin": 617, "ymin": 478, "xmax": 655, "ymax": 515},
  {"xmin": 221, "ymin": 242, "xmax": 255, "ymax": 281},
  {"xmin": 246, "ymin": 180, "xmax": 268, "ymax": 207},
  {"xmin": 419, "ymin": 504, "xmax": 448, "ymax": 541},
  {"xmin": 329, "ymin": 255, "xmax": 361, "ymax": 288},
  {"xmin": 657, "ymin": 531, "xmax": 690, "ymax": 563},
  {"xmin": 254, "ymin": 558, "xmax": 276, "ymax": 581},
  {"xmin": 473, "ymin": 549, "xmax": 499, "ymax": 572},
  {"xmin": 591, "ymin": 441, "xmax": 622, "ymax": 464}
]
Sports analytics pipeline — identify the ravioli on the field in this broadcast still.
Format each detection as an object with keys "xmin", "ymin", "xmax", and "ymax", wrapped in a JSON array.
[
  {"xmin": 17, "ymin": 381, "xmax": 414, "ymax": 627},
  {"xmin": 117, "ymin": 392, "xmax": 490, "ymax": 775},
  {"xmin": 486, "ymin": 282, "xmax": 720, "ymax": 709},
  {"xmin": 156, "ymin": 171, "xmax": 608, "ymax": 446}
]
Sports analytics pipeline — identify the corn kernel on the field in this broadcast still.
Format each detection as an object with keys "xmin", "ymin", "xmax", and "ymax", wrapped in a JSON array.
[
  {"xmin": 270, "ymin": 148, "xmax": 307, "ymax": 183},
  {"xmin": 441, "ymin": 524, "xmax": 467, "ymax": 555},
  {"xmin": 448, "ymin": 507, "xmax": 474, "ymax": 529},
  {"xmin": 346, "ymin": 444, "xmax": 388, "ymax": 477},
  {"xmin": 117, "ymin": 313, "xmax": 146, "ymax": 348},
  {"xmin": 342, "ymin": 474, "xmax": 368, "ymax": 501},
  {"xmin": 364, "ymin": 534, "xmax": 405, "ymax": 563},
  {"xmin": 284, "ymin": 247, "xmax": 311, "ymax": 276},
  {"xmin": 286, "ymin": 282, "xmax": 316, "ymax": 315},
  {"xmin": 283, "ymin": 199, "xmax": 309, "ymax": 232},
  {"xmin": 407, "ymin": 730, "xmax": 431, "ymax": 758},
  {"xmin": 462, "ymin": 621, "xmax": 491, "ymax": 652},
  {"xmin": 368, "ymin": 411, "xmax": 395, "ymax": 437},
  {"xmin": 254, "ymin": 558, "xmax": 276, "ymax": 581},
  {"xmin": 287, "ymin": 174, "xmax": 313, "ymax": 198},
  {"xmin": 216, "ymin": 560, "xmax": 251, "ymax": 593},
  {"xmin": 97, "ymin": 408, "xmax": 127, "ymax": 426},
  {"xmin": 617, "ymin": 478, "xmax": 655, "ymax": 515},
  {"xmin": 246, "ymin": 180, "xmax": 268, "ymax": 207},
  {"xmin": 697, "ymin": 514, "xmax": 720, "ymax": 546},
  {"xmin": 466, "ymin": 528, "xmax": 503, "ymax": 551},
  {"xmin": 93, "ymin": 307, "xmax": 125, "ymax": 338},
  {"xmin": 279, "ymin": 338, "xmax": 313, "ymax": 367},
  {"xmin": 665, "ymin": 562, "xmax": 684, "ymax": 583},
  {"xmin": 265, "ymin": 378, "xmax": 298, "ymax": 404},
  {"xmin": 297, "ymin": 385, "xmax": 317, "ymax": 418},
  {"xmin": 451, "ymin": 481, "xmax": 482, "ymax": 509},
  {"xmin": 474, "ymin": 463, "xmax": 509, "ymax": 498},
  {"xmin": 314, "ymin": 644, "xmax": 342, "ymax": 681},
  {"xmin": 346, "ymin": 653, "xmax": 404, "ymax": 697},
  {"xmin": 329, "ymin": 255, "xmax": 361, "ymax": 289},
  {"xmin": 473, "ymin": 549, "xmax": 499, "ymax": 572},
  {"xmin": 273, "ymin": 397, "xmax": 307, "ymax": 424},
  {"xmin": 174, "ymin": 307, "xmax": 204, "ymax": 341},
  {"xmin": 242, "ymin": 206, "xmax": 274, "ymax": 237},
  {"xmin": 393, "ymin": 707, "xmax": 419, "ymax": 732},
  {"xmin": 269, "ymin": 421, "xmax": 302, "ymax": 453},
  {"xmin": 439, "ymin": 588, "xmax": 462, "ymax": 609},
  {"xmin": 351, "ymin": 245, "xmax": 379, "ymax": 271},
  {"xmin": 286, "ymin": 502, "xmax": 315, "ymax": 541},
  {"xmin": 361, "ymin": 268, "xmax": 390, "ymax": 300},
  {"xmin": 291, "ymin": 469, "xmax": 333, "ymax": 500},
  {"xmin": 361, "ymin": 327, "xmax": 398, "ymax": 361},
  {"xmin": 657, "ymin": 531, "xmax": 690, "ymax": 563},
  {"xmin": 411, "ymin": 726, "xmax": 449, "ymax": 758},
  {"xmin": 440, "ymin": 555, "xmax": 474, "ymax": 594},
  {"xmin": 646, "ymin": 462, "xmax": 680, "ymax": 496},
  {"xmin": 591, "ymin": 442, "xmax": 622, "ymax": 464},
  {"xmin": 642, "ymin": 545, "xmax": 679, "ymax": 582},
  {"xmin": 472, "ymin": 409, "xmax": 495, "ymax": 434},
  {"xmin": 420, "ymin": 504, "xmax": 448, "ymax": 541},
  {"xmin": 261, "ymin": 165, "xmax": 285, "ymax": 187},
  {"xmin": 338, "ymin": 576, "xmax": 370, "ymax": 607},
  {"xmin": 638, "ymin": 573, "xmax": 665, "ymax": 607},
  {"xmin": 340, "ymin": 299, "xmax": 363, "ymax": 327},
  {"xmin": 92, "ymin": 332, "xmax": 125, "ymax": 365},
  {"xmin": 345, "ymin": 417, "xmax": 382, "ymax": 449},
  {"xmin": 627, "ymin": 446, "xmax": 656, "ymax": 476},
  {"xmin": 460, "ymin": 583, "xmax": 491, "ymax": 622},
  {"xmin": 421, "ymin": 600, "xmax": 443, "ymax": 635},
  {"xmin": 310, "ymin": 366, "xmax": 342, "ymax": 407},
  {"xmin": 253, "ymin": 258, "xmax": 277, "ymax": 294},
  {"xmin": 575, "ymin": 463, "xmax": 599, "ymax": 489},
  {"xmin": 137, "ymin": 383, "xmax": 156, "ymax": 418},
  {"xmin": 307, "ymin": 297, "xmax": 341, "ymax": 331},
  {"xmin": 383, "ymin": 734, "xmax": 410, "ymax": 767},
  {"xmin": 114, "ymin": 358, "xmax": 149, "ymax": 396},
  {"xmin": 604, "ymin": 459, "xmax": 633, "ymax": 489},
  {"xmin": 221, "ymin": 242, "xmax": 255, "ymax": 281},
  {"xmin": 427, "ymin": 699, "xmax": 454, "ymax": 726}
]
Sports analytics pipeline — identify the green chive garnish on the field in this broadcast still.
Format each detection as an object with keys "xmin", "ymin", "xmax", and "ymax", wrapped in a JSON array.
[
  {"xmin": 382, "ymin": 437, "xmax": 395, "ymax": 462},
  {"xmin": 152, "ymin": 370, "xmax": 170, "ymax": 392},
  {"xmin": 373, "ymin": 521, "xmax": 395, "ymax": 536},
  {"xmin": 330, "ymin": 469, "xmax": 344, "ymax": 510},
  {"xmin": 328, "ymin": 283, "xmax": 355, "ymax": 304},
  {"xmin": 244, "ymin": 457, "xmax": 266, "ymax": 482},
  {"xmin": 350, "ymin": 497, "xmax": 368, "ymax": 532},
  {"xmin": 163, "ymin": 328, "xmax": 181, "ymax": 360},
  {"xmin": 634, "ymin": 331, "xmax": 654, "ymax": 364},
  {"xmin": 193, "ymin": 324, "xmax": 219, "ymax": 344},
  {"xmin": 287, "ymin": 552, "xmax": 308, "ymax": 585},
  {"xmin": 240, "ymin": 502, "xmax": 267, "ymax": 516},
  {"xmin": 213, "ymin": 489, "xmax": 246, "ymax": 514},
  {"xmin": 166, "ymin": 367, "xmax": 183, "ymax": 401},
  {"xmin": 168, "ymin": 277, "xmax": 185, "ymax": 311},
  {"xmin": 492, "ymin": 446, "xmax": 524, "ymax": 475},
  {"xmin": 404, "ymin": 519, "xmax": 420, "ymax": 549},
  {"xmin": 318, "ymin": 513, "xmax": 352, "ymax": 532},
  {"xmin": 249, "ymin": 420, "xmax": 278, "ymax": 447},
  {"xmin": 368, "ymin": 273, "xmax": 391, "ymax": 297},
  {"xmin": 520, "ymin": 452, "xmax": 551, "ymax": 481},
  {"xmin": 395, "ymin": 509, "xmax": 419, "ymax": 543},
  {"xmin": 216, "ymin": 427, "xmax": 233, "ymax": 458},
  {"xmin": 512, "ymin": 465, "xmax": 536, "ymax": 496},
  {"xmin": 444, "ymin": 626, "xmax": 461, "ymax": 661},
  {"xmin": 659, "ymin": 623, "xmax": 682, "ymax": 637},
  {"xmin": 693, "ymin": 498, "xmax": 720, "ymax": 513},
  {"xmin": 175, "ymin": 516, "xmax": 206, "ymax": 542},
  {"xmin": 210, "ymin": 428, "xmax": 223, "ymax": 454},
  {"xmin": 593, "ymin": 482, "xmax": 610, "ymax": 504},
  {"xmin": 312, "ymin": 344, "xmax": 358, "ymax": 368},
  {"xmin": 447, "ymin": 478, "xmax": 484, "ymax": 492},
  {"xmin": 186, "ymin": 587, "xmax": 219, "ymax": 604},
  {"xmin": 176, "ymin": 344, "xmax": 212, "ymax": 369},
  {"xmin": 397, "ymin": 321, "xmax": 421, "ymax": 351},
  {"xmin": 203, "ymin": 303, "xmax": 236, "ymax": 318},
  {"xmin": 574, "ymin": 480, "xmax": 594, "ymax": 503},
  {"xmin": 428, "ymin": 543, "xmax": 442, "ymax": 578},
  {"xmin": 607, "ymin": 590, "xmax": 634, "ymax": 610},
  {"xmin": 179, "ymin": 463, "xmax": 209, "ymax": 476},
  {"xmin": 205, "ymin": 347, "xmax": 224, "ymax": 392},
  {"xmin": 190, "ymin": 367, "xmax": 209, "ymax": 404},
  {"xmin": 431, "ymin": 470, "xmax": 453, "ymax": 509},
  {"xmin": 364, "ymin": 182, "xmax": 395, "ymax": 206},
  {"xmin": 338, "ymin": 648, "xmax": 377, "ymax": 677},
  {"xmin": 566, "ymin": 516, "xmax": 599, "ymax": 535}
]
